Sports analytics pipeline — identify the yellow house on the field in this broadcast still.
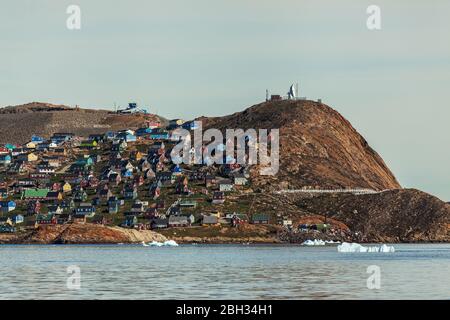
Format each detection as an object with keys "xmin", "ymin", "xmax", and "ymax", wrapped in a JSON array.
[
  {"xmin": 209, "ymin": 210, "xmax": 222, "ymax": 218},
  {"xmin": 62, "ymin": 182, "xmax": 72, "ymax": 193},
  {"xmin": 25, "ymin": 142, "xmax": 36, "ymax": 149},
  {"xmin": 133, "ymin": 151, "xmax": 143, "ymax": 161},
  {"xmin": 27, "ymin": 153, "xmax": 38, "ymax": 162}
]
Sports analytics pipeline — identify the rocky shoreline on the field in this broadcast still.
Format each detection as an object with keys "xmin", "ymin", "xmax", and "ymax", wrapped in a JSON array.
[
  {"xmin": 1, "ymin": 223, "xmax": 448, "ymax": 245},
  {"xmin": 0, "ymin": 224, "xmax": 168, "ymax": 245}
]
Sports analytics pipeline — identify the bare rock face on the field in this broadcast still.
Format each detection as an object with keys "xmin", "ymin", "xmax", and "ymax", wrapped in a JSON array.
[
  {"xmin": 14, "ymin": 224, "xmax": 167, "ymax": 244},
  {"xmin": 295, "ymin": 189, "xmax": 450, "ymax": 242},
  {"xmin": 202, "ymin": 100, "xmax": 400, "ymax": 191}
]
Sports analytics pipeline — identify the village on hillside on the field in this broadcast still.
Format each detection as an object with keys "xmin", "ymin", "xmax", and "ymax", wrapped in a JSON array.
[{"xmin": 0, "ymin": 109, "xmax": 302, "ymax": 238}]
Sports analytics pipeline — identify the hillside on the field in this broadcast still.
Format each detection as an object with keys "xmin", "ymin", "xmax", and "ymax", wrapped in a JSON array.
[
  {"xmin": 294, "ymin": 189, "xmax": 450, "ymax": 242},
  {"xmin": 201, "ymin": 99, "xmax": 400, "ymax": 191},
  {"xmin": 0, "ymin": 102, "xmax": 166, "ymax": 144},
  {"xmin": 0, "ymin": 99, "xmax": 448, "ymax": 242}
]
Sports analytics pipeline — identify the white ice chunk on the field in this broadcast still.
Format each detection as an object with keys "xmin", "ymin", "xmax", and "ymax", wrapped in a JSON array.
[
  {"xmin": 146, "ymin": 240, "xmax": 179, "ymax": 247},
  {"xmin": 163, "ymin": 240, "xmax": 179, "ymax": 247},
  {"xmin": 337, "ymin": 242, "xmax": 395, "ymax": 253},
  {"xmin": 149, "ymin": 241, "xmax": 164, "ymax": 247},
  {"xmin": 302, "ymin": 239, "xmax": 340, "ymax": 246},
  {"xmin": 302, "ymin": 239, "xmax": 325, "ymax": 246}
]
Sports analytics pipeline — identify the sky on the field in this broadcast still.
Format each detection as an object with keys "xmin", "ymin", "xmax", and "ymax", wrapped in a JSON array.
[{"xmin": 1, "ymin": 0, "xmax": 450, "ymax": 200}]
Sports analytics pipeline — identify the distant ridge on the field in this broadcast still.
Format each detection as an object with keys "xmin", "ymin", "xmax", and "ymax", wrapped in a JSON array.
[
  {"xmin": 0, "ymin": 102, "xmax": 165, "ymax": 144},
  {"xmin": 0, "ymin": 102, "xmax": 75, "ymax": 114}
]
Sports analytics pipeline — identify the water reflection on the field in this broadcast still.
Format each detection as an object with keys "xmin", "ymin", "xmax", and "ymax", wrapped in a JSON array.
[{"xmin": 0, "ymin": 244, "xmax": 449, "ymax": 299}]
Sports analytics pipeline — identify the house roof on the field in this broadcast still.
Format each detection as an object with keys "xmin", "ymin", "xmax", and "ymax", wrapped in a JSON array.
[
  {"xmin": 252, "ymin": 214, "xmax": 270, "ymax": 221},
  {"xmin": 169, "ymin": 216, "xmax": 188, "ymax": 223},
  {"xmin": 202, "ymin": 215, "xmax": 218, "ymax": 224},
  {"xmin": 23, "ymin": 189, "xmax": 49, "ymax": 198}
]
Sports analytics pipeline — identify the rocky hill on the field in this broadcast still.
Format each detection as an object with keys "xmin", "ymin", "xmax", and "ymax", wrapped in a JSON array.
[
  {"xmin": 200, "ymin": 100, "xmax": 449, "ymax": 241},
  {"xmin": 201, "ymin": 99, "xmax": 400, "ymax": 191},
  {"xmin": 0, "ymin": 102, "xmax": 166, "ymax": 144},
  {"xmin": 1, "ymin": 99, "xmax": 448, "ymax": 242}
]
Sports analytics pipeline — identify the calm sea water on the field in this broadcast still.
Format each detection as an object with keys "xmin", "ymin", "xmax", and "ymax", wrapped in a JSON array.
[{"xmin": 0, "ymin": 244, "xmax": 448, "ymax": 300}]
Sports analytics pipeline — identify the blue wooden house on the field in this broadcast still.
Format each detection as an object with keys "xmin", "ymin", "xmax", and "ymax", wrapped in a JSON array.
[
  {"xmin": 122, "ymin": 215, "xmax": 138, "ymax": 228},
  {"xmin": 182, "ymin": 121, "xmax": 200, "ymax": 130},
  {"xmin": 0, "ymin": 155, "xmax": 12, "ymax": 165},
  {"xmin": 11, "ymin": 214, "xmax": 24, "ymax": 224},
  {"xmin": 31, "ymin": 135, "xmax": 44, "ymax": 144},
  {"xmin": 108, "ymin": 200, "xmax": 120, "ymax": 214},
  {"xmin": 123, "ymin": 186, "xmax": 138, "ymax": 200},
  {"xmin": 149, "ymin": 132, "xmax": 169, "ymax": 140},
  {"xmin": 136, "ymin": 127, "xmax": 153, "ymax": 136},
  {"xmin": 0, "ymin": 200, "xmax": 16, "ymax": 213},
  {"xmin": 74, "ymin": 203, "xmax": 96, "ymax": 218}
]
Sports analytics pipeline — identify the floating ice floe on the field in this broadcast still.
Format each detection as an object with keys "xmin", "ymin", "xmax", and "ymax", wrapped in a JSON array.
[
  {"xmin": 337, "ymin": 242, "xmax": 395, "ymax": 253},
  {"xmin": 302, "ymin": 239, "xmax": 325, "ymax": 246},
  {"xmin": 146, "ymin": 240, "xmax": 179, "ymax": 247},
  {"xmin": 302, "ymin": 239, "xmax": 341, "ymax": 246}
]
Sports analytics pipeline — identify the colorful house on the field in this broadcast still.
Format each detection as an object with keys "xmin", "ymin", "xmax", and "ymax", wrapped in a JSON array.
[
  {"xmin": 11, "ymin": 214, "xmax": 24, "ymax": 224},
  {"xmin": 22, "ymin": 189, "xmax": 49, "ymax": 200},
  {"xmin": 182, "ymin": 121, "xmax": 200, "ymax": 130},
  {"xmin": 108, "ymin": 200, "xmax": 120, "ymax": 214},
  {"xmin": 62, "ymin": 182, "xmax": 72, "ymax": 193},
  {"xmin": 0, "ymin": 200, "xmax": 16, "ymax": 213},
  {"xmin": 123, "ymin": 186, "xmax": 138, "ymax": 200},
  {"xmin": 36, "ymin": 213, "xmax": 57, "ymax": 225},
  {"xmin": 122, "ymin": 215, "xmax": 138, "ymax": 228},
  {"xmin": 212, "ymin": 191, "xmax": 225, "ymax": 204},
  {"xmin": 0, "ymin": 224, "xmax": 16, "ymax": 233},
  {"xmin": 149, "ymin": 132, "xmax": 170, "ymax": 140},
  {"xmin": 0, "ymin": 188, "xmax": 9, "ymax": 199},
  {"xmin": 136, "ymin": 127, "xmax": 152, "ymax": 137},
  {"xmin": 25, "ymin": 141, "xmax": 36, "ymax": 149},
  {"xmin": 74, "ymin": 203, "xmax": 96, "ymax": 218},
  {"xmin": 27, "ymin": 153, "xmax": 38, "ymax": 162},
  {"xmin": 79, "ymin": 140, "xmax": 98, "ymax": 150},
  {"xmin": 0, "ymin": 155, "xmax": 11, "ymax": 165},
  {"xmin": 31, "ymin": 135, "xmax": 44, "ymax": 144},
  {"xmin": 251, "ymin": 214, "xmax": 270, "ymax": 225},
  {"xmin": 46, "ymin": 191, "xmax": 63, "ymax": 202}
]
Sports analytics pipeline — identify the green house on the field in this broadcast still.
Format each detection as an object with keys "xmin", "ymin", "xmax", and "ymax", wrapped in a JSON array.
[
  {"xmin": 22, "ymin": 189, "xmax": 49, "ymax": 200},
  {"xmin": 251, "ymin": 214, "xmax": 270, "ymax": 224},
  {"xmin": 79, "ymin": 141, "xmax": 98, "ymax": 149},
  {"xmin": 36, "ymin": 213, "xmax": 56, "ymax": 225},
  {"xmin": 179, "ymin": 200, "xmax": 197, "ymax": 208},
  {"xmin": 75, "ymin": 156, "xmax": 94, "ymax": 166}
]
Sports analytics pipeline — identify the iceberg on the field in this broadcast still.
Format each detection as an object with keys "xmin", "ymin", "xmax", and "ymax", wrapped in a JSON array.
[
  {"xmin": 149, "ymin": 241, "xmax": 164, "ymax": 247},
  {"xmin": 302, "ymin": 239, "xmax": 341, "ymax": 246},
  {"xmin": 337, "ymin": 242, "xmax": 395, "ymax": 253},
  {"xmin": 147, "ymin": 240, "xmax": 179, "ymax": 247},
  {"xmin": 302, "ymin": 239, "xmax": 325, "ymax": 246},
  {"xmin": 163, "ymin": 240, "xmax": 179, "ymax": 247}
]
